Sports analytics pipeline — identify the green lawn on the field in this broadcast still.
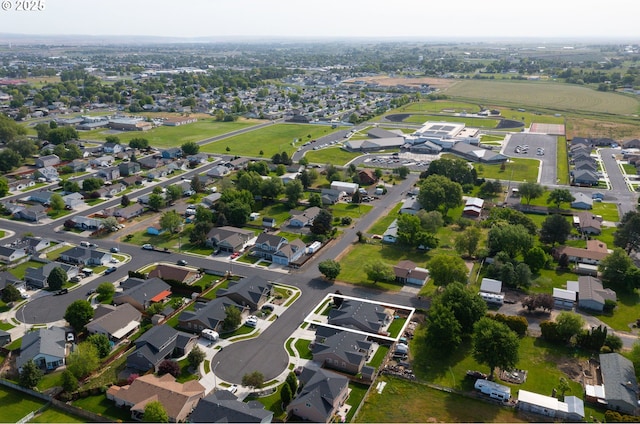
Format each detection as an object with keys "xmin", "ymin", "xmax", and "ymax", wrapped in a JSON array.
[
  {"xmin": 394, "ymin": 100, "xmax": 481, "ymax": 114},
  {"xmin": 329, "ymin": 202, "xmax": 373, "ymax": 220},
  {"xmin": 72, "ymin": 394, "xmax": 132, "ymax": 422},
  {"xmin": 622, "ymin": 163, "xmax": 638, "ymax": 175},
  {"xmin": 529, "ymin": 267, "xmax": 577, "ymax": 294},
  {"xmin": 403, "ymin": 115, "xmax": 500, "ymax": 128},
  {"xmin": 557, "ymin": 136, "xmax": 569, "ymax": 185},
  {"xmin": 366, "ymin": 202, "xmax": 402, "ymax": 235},
  {"xmin": 29, "ymin": 406, "xmax": 86, "ymax": 423},
  {"xmin": 0, "ymin": 385, "xmax": 46, "ymax": 423},
  {"xmin": 0, "ymin": 321, "xmax": 14, "ymax": 330},
  {"xmin": 11, "ymin": 260, "xmax": 46, "ymax": 279},
  {"xmin": 81, "ymin": 118, "xmax": 256, "ymax": 148},
  {"xmin": 200, "ymin": 123, "xmax": 343, "ymax": 158},
  {"xmin": 304, "ymin": 147, "xmax": 362, "ymax": 166},
  {"xmin": 474, "ymin": 158, "xmax": 539, "ymax": 183},
  {"xmin": 255, "ymin": 201, "xmax": 294, "ymax": 224},
  {"xmin": 294, "ymin": 339, "xmax": 313, "ymax": 360},
  {"xmin": 589, "ymin": 290, "xmax": 640, "ymax": 332},
  {"xmin": 366, "ymin": 345, "xmax": 389, "ymax": 369},
  {"xmin": 591, "ymin": 202, "xmax": 619, "ymax": 222},
  {"xmin": 387, "ymin": 317, "xmax": 407, "ymax": 338},
  {"xmin": 249, "ymin": 383, "xmax": 286, "ymax": 420}
]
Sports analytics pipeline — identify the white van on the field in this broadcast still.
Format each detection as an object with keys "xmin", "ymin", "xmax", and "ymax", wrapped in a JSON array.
[
  {"xmin": 201, "ymin": 329, "xmax": 219, "ymax": 341},
  {"xmin": 80, "ymin": 241, "xmax": 90, "ymax": 247}
]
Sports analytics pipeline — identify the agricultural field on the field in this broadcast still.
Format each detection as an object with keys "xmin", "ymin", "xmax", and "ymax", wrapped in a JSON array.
[
  {"xmin": 444, "ymin": 79, "xmax": 640, "ymax": 116},
  {"xmin": 80, "ymin": 118, "xmax": 258, "ymax": 148},
  {"xmin": 395, "ymin": 100, "xmax": 481, "ymax": 113},
  {"xmin": 200, "ymin": 123, "xmax": 342, "ymax": 157}
]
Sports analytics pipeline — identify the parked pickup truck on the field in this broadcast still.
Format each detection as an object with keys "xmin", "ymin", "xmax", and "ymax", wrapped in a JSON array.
[{"xmin": 142, "ymin": 244, "xmax": 171, "ymax": 253}]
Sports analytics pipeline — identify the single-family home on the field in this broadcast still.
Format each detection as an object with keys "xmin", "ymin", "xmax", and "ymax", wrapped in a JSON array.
[
  {"xmin": 328, "ymin": 299, "xmax": 391, "ymax": 334},
  {"xmin": 0, "ymin": 330, "xmax": 11, "ymax": 346},
  {"xmin": 312, "ymin": 328, "xmax": 372, "ymax": 374},
  {"xmin": 330, "ymin": 181, "xmax": 359, "ymax": 195},
  {"xmin": 320, "ymin": 188, "xmax": 341, "ymax": 205},
  {"xmin": 552, "ymin": 240, "xmax": 610, "ymax": 266},
  {"xmin": 35, "ymin": 154, "xmax": 60, "ymax": 168},
  {"xmin": 229, "ymin": 157, "xmax": 250, "ymax": 170},
  {"xmin": 571, "ymin": 192, "xmax": 594, "ymax": 209},
  {"xmin": 287, "ymin": 366, "xmax": 349, "ymax": 424},
  {"xmin": 573, "ymin": 211, "xmax": 602, "ymax": 235},
  {"xmin": 17, "ymin": 327, "xmax": 67, "ymax": 372},
  {"xmin": 9, "ymin": 178, "xmax": 35, "ymax": 192},
  {"xmin": 517, "ymin": 390, "xmax": 584, "ymax": 421},
  {"xmin": 107, "ymin": 373, "xmax": 205, "ymax": 422},
  {"xmin": 205, "ymin": 226, "xmax": 254, "ymax": 253},
  {"xmin": 463, "ymin": 197, "xmax": 484, "ymax": 218},
  {"xmin": 119, "ymin": 161, "xmax": 141, "ymax": 176},
  {"xmin": 90, "ymin": 155, "xmax": 115, "ymax": 168},
  {"xmin": 121, "ymin": 175, "xmax": 144, "ymax": 187},
  {"xmin": 252, "ymin": 233, "xmax": 288, "ymax": 261},
  {"xmin": 97, "ymin": 166, "xmax": 121, "ymax": 181},
  {"xmin": 207, "ymin": 165, "xmax": 230, "ymax": 178},
  {"xmin": 189, "ymin": 390, "xmax": 273, "ymax": 423},
  {"xmin": 586, "ymin": 353, "xmax": 639, "ymax": 415},
  {"xmin": 15, "ymin": 236, "xmax": 50, "ymax": 254},
  {"xmin": 217, "ymin": 275, "xmax": 272, "ymax": 310},
  {"xmin": 577, "ymin": 276, "xmax": 616, "ymax": 312},
  {"xmin": 138, "ymin": 156, "xmax": 164, "ymax": 170},
  {"xmin": 126, "ymin": 324, "xmax": 198, "ymax": 373},
  {"xmin": 103, "ymin": 142, "xmax": 124, "ymax": 154},
  {"xmin": 393, "ymin": 260, "xmax": 429, "ymax": 286},
  {"xmin": 572, "ymin": 170, "xmax": 599, "ymax": 187},
  {"xmin": 113, "ymin": 204, "xmax": 144, "ymax": 220},
  {"xmin": 161, "ymin": 147, "xmax": 182, "ymax": 159},
  {"xmin": 0, "ymin": 270, "xmax": 26, "ymax": 293},
  {"xmin": 201, "ymin": 192, "xmax": 221, "ymax": 208},
  {"xmin": 0, "ymin": 246, "xmax": 28, "ymax": 264},
  {"xmin": 272, "ymin": 238, "xmax": 306, "ymax": 266},
  {"xmin": 113, "ymin": 277, "xmax": 172, "ymax": 312},
  {"xmin": 148, "ymin": 264, "xmax": 199, "ymax": 285},
  {"xmin": 178, "ymin": 297, "xmax": 249, "ymax": 333},
  {"xmin": 24, "ymin": 262, "xmax": 80, "ymax": 289},
  {"xmin": 289, "ymin": 206, "xmax": 321, "ymax": 227},
  {"xmin": 62, "ymin": 192, "xmax": 85, "ymax": 210},
  {"xmin": 29, "ymin": 190, "xmax": 56, "ymax": 205},
  {"xmin": 399, "ymin": 197, "xmax": 421, "ymax": 215},
  {"xmin": 15, "ymin": 204, "xmax": 47, "ymax": 222},
  {"xmin": 553, "ymin": 288, "xmax": 577, "ymax": 309},
  {"xmin": 68, "ymin": 159, "xmax": 88, "ymax": 173},
  {"xmin": 86, "ymin": 303, "xmax": 142, "ymax": 344},
  {"xmin": 358, "ymin": 169, "xmax": 378, "ymax": 185},
  {"xmin": 186, "ymin": 152, "xmax": 210, "ymax": 165},
  {"xmin": 59, "ymin": 247, "xmax": 113, "ymax": 266}
]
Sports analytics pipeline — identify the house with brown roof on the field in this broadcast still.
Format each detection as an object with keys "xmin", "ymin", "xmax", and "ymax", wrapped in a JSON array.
[
  {"xmin": 393, "ymin": 260, "xmax": 429, "ymax": 286},
  {"xmin": 553, "ymin": 240, "xmax": 610, "ymax": 266},
  {"xmin": 106, "ymin": 373, "xmax": 205, "ymax": 422},
  {"xmin": 573, "ymin": 211, "xmax": 602, "ymax": 235},
  {"xmin": 86, "ymin": 303, "xmax": 142, "ymax": 345},
  {"xmin": 148, "ymin": 264, "xmax": 199, "ymax": 285},
  {"xmin": 358, "ymin": 169, "xmax": 378, "ymax": 185},
  {"xmin": 205, "ymin": 226, "xmax": 254, "ymax": 253}
]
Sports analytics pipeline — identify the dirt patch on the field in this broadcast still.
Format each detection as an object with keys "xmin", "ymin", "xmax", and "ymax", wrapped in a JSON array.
[
  {"xmin": 558, "ymin": 359, "xmax": 584, "ymax": 383},
  {"xmin": 385, "ymin": 113, "xmax": 411, "ymax": 122},
  {"xmin": 343, "ymin": 76, "xmax": 456, "ymax": 90}
]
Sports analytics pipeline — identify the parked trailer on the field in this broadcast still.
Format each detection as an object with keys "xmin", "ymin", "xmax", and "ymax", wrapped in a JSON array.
[{"xmin": 474, "ymin": 379, "xmax": 511, "ymax": 401}]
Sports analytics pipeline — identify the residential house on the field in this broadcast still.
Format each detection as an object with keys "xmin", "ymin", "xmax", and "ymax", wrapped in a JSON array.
[
  {"xmin": 252, "ymin": 233, "xmax": 288, "ymax": 261},
  {"xmin": 186, "ymin": 152, "xmax": 210, "ymax": 165},
  {"xmin": 35, "ymin": 167, "xmax": 59, "ymax": 184},
  {"xmin": 517, "ymin": 390, "xmax": 584, "ymax": 421},
  {"xmin": 289, "ymin": 207, "xmax": 321, "ymax": 228},
  {"xmin": 553, "ymin": 240, "xmax": 610, "ymax": 266},
  {"xmin": 217, "ymin": 275, "xmax": 272, "ymax": 310},
  {"xmin": 597, "ymin": 353, "xmax": 639, "ymax": 415},
  {"xmin": 113, "ymin": 204, "xmax": 144, "ymax": 220},
  {"xmin": 86, "ymin": 303, "xmax": 142, "ymax": 344},
  {"xmin": 145, "ymin": 166, "xmax": 171, "ymax": 180},
  {"xmin": 189, "ymin": 390, "xmax": 273, "ymax": 423},
  {"xmin": 205, "ymin": 226, "xmax": 254, "ymax": 253},
  {"xmin": 201, "ymin": 192, "xmax": 221, "ymax": 208},
  {"xmin": 287, "ymin": 366, "xmax": 349, "ymax": 424},
  {"xmin": 574, "ymin": 211, "xmax": 602, "ymax": 235},
  {"xmin": 320, "ymin": 188, "xmax": 341, "ymax": 205},
  {"xmin": 358, "ymin": 169, "xmax": 378, "ymax": 185},
  {"xmin": 121, "ymin": 175, "xmax": 144, "ymax": 187},
  {"xmin": 17, "ymin": 327, "xmax": 67, "ymax": 371},
  {"xmin": 107, "ymin": 373, "xmax": 205, "ymax": 422},
  {"xmin": 572, "ymin": 170, "xmax": 599, "ymax": 187},
  {"xmin": 382, "ymin": 219, "xmax": 398, "ymax": 243},
  {"xmin": 62, "ymin": 192, "xmax": 85, "ymax": 210},
  {"xmin": 35, "ymin": 154, "xmax": 60, "ymax": 168},
  {"xmin": 24, "ymin": 262, "xmax": 79, "ymax": 289},
  {"xmin": 312, "ymin": 328, "xmax": 372, "ymax": 374},
  {"xmin": 577, "ymin": 276, "xmax": 616, "ymax": 312},
  {"xmin": 103, "ymin": 142, "xmax": 124, "ymax": 154},
  {"xmin": 207, "ymin": 165, "xmax": 230, "ymax": 178},
  {"xmin": 0, "ymin": 270, "xmax": 26, "ymax": 292},
  {"xmin": 29, "ymin": 190, "xmax": 55, "ymax": 205},
  {"xmin": 262, "ymin": 216, "xmax": 276, "ymax": 228},
  {"xmin": 623, "ymin": 138, "xmax": 640, "ymax": 149},
  {"xmin": 229, "ymin": 157, "xmax": 250, "ymax": 170},
  {"xmin": 393, "ymin": 260, "xmax": 429, "ymax": 286},
  {"xmin": 97, "ymin": 183, "xmax": 126, "ymax": 198},
  {"xmin": 148, "ymin": 264, "xmax": 199, "ymax": 285},
  {"xmin": 90, "ymin": 155, "xmax": 115, "ymax": 168},
  {"xmin": 59, "ymin": 247, "xmax": 113, "ymax": 266},
  {"xmin": 0, "ymin": 246, "xmax": 28, "ymax": 264},
  {"xmin": 272, "ymin": 238, "xmax": 306, "ymax": 266},
  {"xmin": 328, "ymin": 299, "xmax": 391, "ymax": 334},
  {"xmin": 571, "ymin": 192, "xmax": 594, "ymax": 209},
  {"xmin": 126, "ymin": 324, "xmax": 198, "ymax": 373},
  {"xmin": 15, "ymin": 204, "xmax": 47, "ymax": 222},
  {"xmin": 178, "ymin": 297, "xmax": 249, "ymax": 333},
  {"xmin": 161, "ymin": 147, "xmax": 182, "ymax": 159},
  {"xmin": 113, "ymin": 277, "xmax": 172, "ymax": 312},
  {"xmin": 574, "ymin": 160, "xmax": 598, "ymax": 172},
  {"xmin": 15, "ymin": 236, "xmax": 50, "ymax": 253},
  {"xmin": 119, "ymin": 161, "xmax": 141, "ymax": 176},
  {"xmin": 463, "ymin": 197, "xmax": 484, "ymax": 218},
  {"xmin": 399, "ymin": 197, "xmax": 421, "ymax": 215},
  {"xmin": 8, "ymin": 178, "xmax": 35, "ymax": 192},
  {"xmin": 97, "ymin": 166, "xmax": 121, "ymax": 181},
  {"xmin": 138, "ymin": 156, "xmax": 164, "ymax": 170},
  {"xmin": 68, "ymin": 159, "xmax": 88, "ymax": 173}
]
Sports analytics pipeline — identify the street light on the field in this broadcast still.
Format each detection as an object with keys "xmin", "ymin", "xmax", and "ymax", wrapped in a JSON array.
[{"xmin": 213, "ymin": 361, "xmax": 221, "ymax": 391}]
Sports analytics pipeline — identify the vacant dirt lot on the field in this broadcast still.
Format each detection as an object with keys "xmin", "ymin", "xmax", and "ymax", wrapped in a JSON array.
[{"xmin": 343, "ymin": 76, "xmax": 456, "ymax": 90}]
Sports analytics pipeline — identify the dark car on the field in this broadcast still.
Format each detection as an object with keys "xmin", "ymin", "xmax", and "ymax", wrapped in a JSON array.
[
  {"xmin": 55, "ymin": 288, "xmax": 69, "ymax": 295},
  {"xmin": 177, "ymin": 259, "xmax": 188, "ymax": 266},
  {"xmin": 104, "ymin": 267, "xmax": 117, "ymax": 275},
  {"xmin": 110, "ymin": 247, "xmax": 119, "ymax": 253}
]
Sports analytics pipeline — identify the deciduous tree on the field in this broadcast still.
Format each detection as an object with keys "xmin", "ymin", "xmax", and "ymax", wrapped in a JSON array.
[
  {"xmin": 540, "ymin": 214, "xmax": 573, "ymax": 245},
  {"xmin": 547, "ymin": 188, "xmax": 575, "ymax": 209},
  {"xmin": 364, "ymin": 261, "xmax": 395, "ymax": 284},
  {"xmin": 47, "ymin": 266, "xmax": 67, "ymax": 291},
  {"xmin": 19, "ymin": 359, "xmax": 43, "ymax": 388},
  {"xmin": 64, "ymin": 300, "xmax": 94, "ymax": 332},
  {"xmin": 143, "ymin": 401, "xmax": 168, "ymax": 423},
  {"xmin": 472, "ymin": 317, "xmax": 520, "ymax": 379},
  {"xmin": 223, "ymin": 305, "xmax": 241, "ymax": 331},
  {"xmin": 427, "ymin": 254, "xmax": 469, "ymax": 286},
  {"xmin": 242, "ymin": 371, "xmax": 264, "ymax": 390},
  {"xmin": 518, "ymin": 181, "xmax": 544, "ymax": 205},
  {"xmin": 160, "ymin": 210, "xmax": 182, "ymax": 234},
  {"xmin": 318, "ymin": 259, "xmax": 341, "ymax": 280}
]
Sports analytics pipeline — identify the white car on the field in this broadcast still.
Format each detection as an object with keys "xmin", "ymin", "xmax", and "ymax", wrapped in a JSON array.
[
  {"xmin": 245, "ymin": 316, "xmax": 258, "ymax": 328},
  {"xmin": 229, "ymin": 384, "xmax": 238, "ymax": 394}
]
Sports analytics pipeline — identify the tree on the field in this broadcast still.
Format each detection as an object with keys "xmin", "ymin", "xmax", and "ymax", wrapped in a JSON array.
[
  {"xmin": 521, "ymin": 293, "xmax": 554, "ymax": 312},
  {"xmin": 472, "ymin": 317, "xmax": 520, "ymax": 379},
  {"xmin": 310, "ymin": 209, "xmax": 333, "ymax": 235},
  {"xmin": 64, "ymin": 300, "xmax": 94, "ymax": 332},
  {"xmin": 61, "ymin": 369, "xmax": 79, "ymax": 393},
  {"xmin": 478, "ymin": 180, "xmax": 502, "ymax": 199},
  {"xmin": 191, "ymin": 175, "xmax": 204, "ymax": 193},
  {"xmin": 96, "ymin": 282, "xmax": 115, "ymax": 302},
  {"xmin": 547, "ymin": 189, "xmax": 575, "ymax": 209},
  {"xmin": 121, "ymin": 194, "xmax": 131, "ymax": 207},
  {"xmin": 284, "ymin": 179, "xmax": 304, "ymax": 208},
  {"xmin": 0, "ymin": 177, "xmax": 8, "ymax": 197},
  {"xmin": 318, "ymin": 259, "xmax": 341, "ymax": 280},
  {"xmin": 555, "ymin": 311, "xmax": 585, "ymax": 343},
  {"xmin": 66, "ymin": 341, "xmax": 100, "ymax": 379},
  {"xmin": 308, "ymin": 192, "xmax": 323, "ymax": 208},
  {"xmin": 165, "ymin": 184, "xmax": 183, "ymax": 204},
  {"xmin": 515, "ymin": 263, "xmax": 532, "ymax": 288},
  {"xmin": 364, "ymin": 261, "xmax": 395, "ymax": 284},
  {"xmin": 540, "ymin": 214, "xmax": 573, "ymax": 245},
  {"xmin": 436, "ymin": 282, "xmax": 487, "ymax": 334},
  {"xmin": 49, "ymin": 193, "xmax": 65, "ymax": 211},
  {"xmin": 1, "ymin": 284, "xmax": 21, "ymax": 303},
  {"xmin": 242, "ymin": 371, "xmax": 265, "ymax": 390},
  {"xmin": 148, "ymin": 193, "xmax": 165, "ymax": 211},
  {"xmin": 604, "ymin": 334, "xmax": 623, "ymax": 352},
  {"xmin": 281, "ymin": 381, "xmax": 293, "ymax": 406},
  {"xmin": 518, "ymin": 181, "xmax": 544, "ymax": 205},
  {"xmin": 416, "ymin": 210, "xmax": 443, "ymax": 233},
  {"xmin": 143, "ymin": 400, "xmax": 168, "ymax": 423},
  {"xmin": 600, "ymin": 248, "xmax": 635, "ymax": 291},
  {"xmin": 87, "ymin": 333, "xmax": 111, "ymax": 358},
  {"xmin": 427, "ymin": 254, "xmax": 469, "ymax": 286},
  {"xmin": 158, "ymin": 360, "xmax": 181, "ymax": 377},
  {"xmin": 19, "ymin": 359, "xmax": 43, "ymax": 389},
  {"xmin": 223, "ymin": 305, "xmax": 242, "ymax": 331},
  {"xmin": 614, "ymin": 211, "xmax": 640, "ymax": 254},
  {"xmin": 188, "ymin": 346, "xmax": 206, "ymax": 367},
  {"xmin": 424, "ymin": 301, "xmax": 462, "ymax": 353},
  {"xmin": 105, "ymin": 135, "xmax": 121, "ymax": 144},
  {"xmin": 160, "ymin": 210, "xmax": 183, "ymax": 234},
  {"xmin": 47, "ymin": 266, "xmax": 68, "ymax": 291},
  {"xmin": 423, "ymin": 158, "xmax": 477, "ymax": 185},
  {"xmin": 0, "ymin": 149, "xmax": 22, "ymax": 173},
  {"xmin": 393, "ymin": 166, "xmax": 410, "ymax": 179},
  {"xmin": 103, "ymin": 216, "xmax": 119, "ymax": 232},
  {"xmin": 82, "ymin": 177, "xmax": 104, "ymax": 192},
  {"xmin": 298, "ymin": 170, "xmax": 312, "ymax": 189},
  {"xmin": 524, "ymin": 246, "xmax": 548, "ymax": 273},
  {"xmin": 286, "ymin": 372, "xmax": 298, "ymax": 395},
  {"xmin": 418, "ymin": 174, "xmax": 463, "ymax": 216},
  {"xmin": 275, "ymin": 164, "xmax": 287, "ymax": 176},
  {"xmin": 556, "ymin": 377, "xmax": 571, "ymax": 401},
  {"xmin": 454, "ymin": 226, "xmax": 481, "ymax": 258},
  {"xmin": 485, "ymin": 207, "xmax": 537, "ymax": 235},
  {"xmin": 260, "ymin": 177, "xmax": 284, "ymax": 202},
  {"xmin": 181, "ymin": 141, "xmax": 200, "ymax": 156},
  {"xmin": 129, "ymin": 137, "xmax": 149, "ymax": 150},
  {"xmin": 487, "ymin": 224, "xmax": 533, "ymax": 258}
]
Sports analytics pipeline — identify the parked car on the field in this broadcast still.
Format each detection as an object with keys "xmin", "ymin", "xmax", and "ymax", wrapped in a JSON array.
[
  {"xmin": 70, "ymin": 276, "xmax": 82, "ymax": 283},
  {"xmin": 110, "ymin": 247, "xmax": 119, "ymax": 253},
  {"xmin": 104, "ymin": 267, "xmax": 117, "ymax": 275},
  {"xmin": 245, "ymin": 316, "xmax": 258, "ymax": 328},
  {"xmin": 142, "ymin": 244, "xmax": 154, "ymax": 250},
  {"xmin": 66, "ymin": 333, "xmax": 75, "ymax": 342},
  {"xmin": 86, "ymin": 289, "xmax": 95, "ymax": 296},
  {"xmin": 56, "ymin": 288, "xmax": 69, "ymax": 296},
  {"xmin": 177, "ymin": 259, "xmax": 188, "ymax": 266},
  {"xmin": 228, "ymin": 384, "xmax": 238, "ymax": 394}
]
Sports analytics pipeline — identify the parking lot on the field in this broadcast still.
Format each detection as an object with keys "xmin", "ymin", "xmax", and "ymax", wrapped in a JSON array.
[
  {"xmin": 503, "ymin": 133, "xmax": 558, "ymax": 185},
  {"xmin": 354, "ymin": 152, "xmax": 438, "ymax": 171}
]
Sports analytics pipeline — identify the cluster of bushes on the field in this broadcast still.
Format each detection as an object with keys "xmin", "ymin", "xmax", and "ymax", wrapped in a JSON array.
[
  {"xmin": 605, "ymin": 411, "xmax": 640, "ymax": 422},
  {"xmin": 487, "ymin": 313, "xmax": 528, "ymax": 336}
]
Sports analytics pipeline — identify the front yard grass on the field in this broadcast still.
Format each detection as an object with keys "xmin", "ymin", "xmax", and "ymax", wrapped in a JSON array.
[
  {"xmin": 294, "ymin": 339, "xmax": 313, "ymax": 360},
  {"xmin": 589, "ymin": 289, "xmax": 640, "ymax": 332},
  {"xmin": 329, "ymin": 202, "xmax": 374, "ymax": 220},
  {"xmin": 30, "ymin": 406, "xmax": 86, "ymax": 423},
  {"xmin": 249, "ymin": 383, "xmax": 286, "ymax": 420},
  {"xmin": 366, "ymin": 202, "xmax": 402, "ymax": 235}
]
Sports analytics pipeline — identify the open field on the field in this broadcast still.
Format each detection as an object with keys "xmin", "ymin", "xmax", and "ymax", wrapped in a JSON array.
[
  {"xmin": 0, "ymin": 385, "xmax": 47, "ymax": 423},
  {"xmin": 303, "ymin": 147, "xmax": 362, "ymax": 165},
  {"xmin": 403, "ymin": 115, "xmax": 500, "ymax": 128},
  {"xmin": 444, "ymin": 79, "xmax": 640, "ymax": 116},
  {"xmin": 395, "ymin": 100, "xmax": 481, "ymax": 113},
  {"xmin": 200, "ymin": 123, "xmax": 341, "ymax": 157},
  {"xmin": 474, "ymin": 158, "xmax": 539, "ymax": 182},
  {"xmin": 566, "ymin": 116, "xmax": 640, "ymax": 140}
]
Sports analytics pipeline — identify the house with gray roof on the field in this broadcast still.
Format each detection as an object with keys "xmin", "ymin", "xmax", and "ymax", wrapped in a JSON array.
[
  {"xmin": 113, "ymin": 203, "xmax": 144, "ymax": 219},
  {"xmin": 29, "ymin": 190, "xmax": 56, "ymax": 205},
  {"xmin": 97, "ymin": 166, "xmax": 121, "ymax": 181},
  {"xmin": 114, "ymin": 277, "xmax": 172, "ymax": 312},
  {"xmin": 35, "ymin": 166, "xmax": 60, "ymax": 182},
  {"xmin": 17, "ymin": 327, "xmax": 67, "ymax": 371},
  {"xmin": 217, "ymin": 275, "xmax": 272, "ymax": 311},
  {"xmin": 252, "ymin": 233, "xmax": 288, "ymax": 261},
  {"xmin": 0, "ymin": 270, "xmax": 25, "ymax": 292},
  {"xmin": 15, "ymin": 236, "xmax": 50, "ymax": 253},
  {"xmin": 178, "ymin": 297, "xmax": 249, "ymax": 333},
  {"xmin": 0, "ymin": 329, "xmax": 11, "ymax": 346},
  {"xmin": 205, "ymin": 226, "xmax": 254, "ymax": 253},
  {"xmin": 399, "ymin": 197, "xmax": 421, "ymax": 215},
  {"xmin": 62, "ymin": 192, "xmax": 85, "ymax": 210},
  {"xmin": 382, "ymin": 219, "xmax": 398, "ymax": 243},
  {"xmin": 328, "ymin": 299, "xmax": 391, "ymax": 334},
  {"xmin": 15, "ymin": 204, "xmax": 47, "ymax": 223},
  {"xmin": 599, "ymin": 353, "xmax": 639, "ymax": 415},
  {"xmin": 312, "ymin": 329, "xmax": 372, "ymax": 375},
  {"xmin": 289, "ymin": 206, "xmax": 321, "ymax": 227},
  {"xmin": 287, "ymin": 366, "xmax": 349, "ymax": 423},
  {"xmin": 25, "ymin": 262, "xmax": 80, "ymax": 289},
  {"xmin": 272, "ymin": 238, "xmax": 306, "ymax": 266},
  {"xmin": 119, "ymin": 161, "xmax": 141, "ymax": 176},
  {"xmin": 59, "ymin": 247, "xmax": 112, "ymax": 266},
  {"xmin": 0, "ymin": 245, "xmax": 28, "ymax": 264},
  {"xmin": 35, "ymin": 154, "xmax": 60, "ymax": 168},
  {"xmin": 572, "ymin": 170, "xmax": 599, "ymax": 187},
  {"xmin": 69, "ymin": 215, "xmax": 103, "ymax": 231},
  {"xmin": 126, "ymin": 324, "xmax": 197, "ymax": 372},
  {"xmin": 577, "ymin": 276, "xmax": 616, "ymax": 312},
  {"xmin": 571, "ymin": 192, "xmax": 594, "ymax": 209},
  {"xmin": 86, "ymin": 303, "xmax": 142, "ymax": 344},
  {"xmin": 189, "ymin": 390, "xmax": 273, "ymax": 423}
]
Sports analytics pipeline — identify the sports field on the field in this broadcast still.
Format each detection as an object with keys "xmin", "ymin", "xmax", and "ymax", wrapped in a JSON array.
[
  {"xmin": 403, "ymin": 115, "xmax": 500, "ymax": 128},
  {"xmin": 200, "ymin": 123, "xmax": 342, "ymax": 157},
  {"xmin": 445, "ymin": 79, "xmax": 640, "ymax": 115}
]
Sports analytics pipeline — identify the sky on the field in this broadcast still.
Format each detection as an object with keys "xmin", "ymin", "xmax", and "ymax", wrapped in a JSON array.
[{"xmin": 1, "ymin": 0, "xmax": 639, "ymax": 41}]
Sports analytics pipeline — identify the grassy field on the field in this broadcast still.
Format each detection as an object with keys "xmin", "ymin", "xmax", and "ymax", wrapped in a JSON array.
[
  {"xmin": 200, "ymin": 123, "xmax": 343, "ymax": 157},
  {"xmin": 0, "ymin": 385, "xmax": 47, "ymax": 422},
  {"xmin": 79, "ymin": 118, "xmax": 257, "ymax": 148},
  {"xmin": 557, "ymin": 136, "xmax": 570, "ymax": 184},
  {"xmin": 329, "ymin": 203, "xmax": 374, "ymax": 220},
  {"xmin": 395, "ymin": 101, "xmax": 481, "ymax": 113},
  {"xmin": 474, "ymin": 158, "xmax": 539, "ymax": 182},
  {"xmin": 444, "ymin": 79, "xmax": 640, "ymax": 115},
  {"xmin": 303, "ymin": 147, "xmax": 362, "ymax": 165},
  {"xmin": 403, "ymin": 115, "xmax": 500, "ymax": 128},
  {"xmin": 29, "ymin": 407, "xmax": 86, "ymax": 423},
  {"xmin": 72, "ymin": 394, "xmax": 132, "ymax": 422},
  {"xmin": 366, "ymin": 202, "xmax": 402, "ymax": 235}
]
